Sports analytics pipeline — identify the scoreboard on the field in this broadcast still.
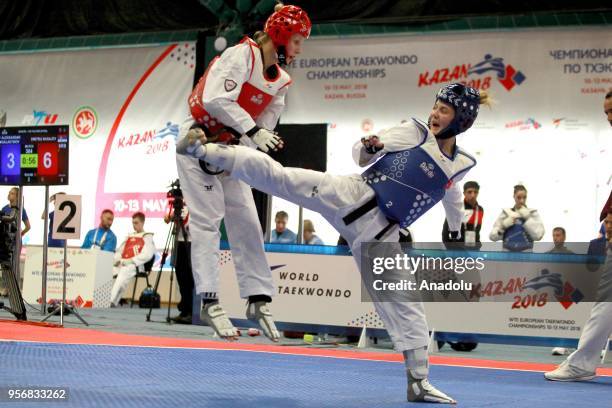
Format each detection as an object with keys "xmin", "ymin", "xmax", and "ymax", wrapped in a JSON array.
[{"xmin": 0, "ymin": 126, "xmax": 69, "ymax": 185}]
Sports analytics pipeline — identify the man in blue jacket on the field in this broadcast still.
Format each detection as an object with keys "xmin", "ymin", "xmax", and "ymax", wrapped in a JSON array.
[{"xmin": 81, "ymin": 209, "xmax": 117, "ymax": 252}]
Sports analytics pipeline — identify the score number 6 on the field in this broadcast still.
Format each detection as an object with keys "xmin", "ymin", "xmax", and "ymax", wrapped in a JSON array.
[{"xmin": 43, "ymin": 152, "xmax": 52, "ymax": 169}]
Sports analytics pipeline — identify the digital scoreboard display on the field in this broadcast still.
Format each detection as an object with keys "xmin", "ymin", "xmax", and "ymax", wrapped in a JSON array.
[{"xmin": 0, "ymin": 126, "xmax": 69, "ymax": 186}]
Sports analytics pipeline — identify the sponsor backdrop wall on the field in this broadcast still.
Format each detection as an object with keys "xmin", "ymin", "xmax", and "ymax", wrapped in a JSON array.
[
  {"xmin": 216, "ymin": 250, "xmax": 602, "ymax": 341},
  {"xmin": 1, "ymin": 28, "xmax": 611, "ymax": 248},
  {"xmin": 280, "ymin": 28, "xmax": 612, "ymax": 245},
  {"xmin": 0, "ymin": 42, "xmax": 195, "ymax": 248}
]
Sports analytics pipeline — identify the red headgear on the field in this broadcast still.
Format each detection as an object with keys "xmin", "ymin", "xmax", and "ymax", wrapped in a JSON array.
[{"xmin": 264, "ymin": 5, "xmax": 311, "ymax": 49}]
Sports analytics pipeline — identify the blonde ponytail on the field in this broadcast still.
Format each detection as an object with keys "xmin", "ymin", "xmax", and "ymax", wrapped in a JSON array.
[{"xmin": 478, "ymin": 90, "xmax": 494, "ymax": 108}]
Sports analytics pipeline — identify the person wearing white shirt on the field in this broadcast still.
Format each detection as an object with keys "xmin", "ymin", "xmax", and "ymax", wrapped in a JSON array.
[
  {"xmin": 489, "ymin": 184, "xmax": 544, "ymax": 251},
  {"xmin": 110, "ymin": 212, "xmax": 156, "ymax": 307}
]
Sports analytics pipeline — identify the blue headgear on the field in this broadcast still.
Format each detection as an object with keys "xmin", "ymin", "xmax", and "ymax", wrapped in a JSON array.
[{"xmin": 434, "ymin": 83, "xmax": 480, "ymax": 139}]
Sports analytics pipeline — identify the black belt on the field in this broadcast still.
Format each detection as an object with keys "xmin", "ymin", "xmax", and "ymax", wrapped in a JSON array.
[
  {"xmin": 373, "ymin": 220, "xmax": 397, "ymax": 240},
  {"xmin": 342, "ymin": 197, "xmax": 377, "ymax": 225},
  {"xmin": 199, "ymin": 160, "xmax": 224, "ymax": 176},
  {"xmin": 342, "ymin": 197, "xmax": 397, "ymax": 240}
]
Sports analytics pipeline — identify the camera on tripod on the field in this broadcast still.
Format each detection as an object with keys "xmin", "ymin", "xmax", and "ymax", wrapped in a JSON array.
[
  {"xmin": 0, "ymin": 206, "xmax": 27, "ymax": 321},
  {"xmin": 145, "ymin": 179, "xmax": 188, "ymax": 322},
  {"xmin": 167, "ymin": 179, "xmax": 184, "ymax": 214},
  {"xmin": 0, "ymin": 207, "xmax": 18, "ymax": 265}
]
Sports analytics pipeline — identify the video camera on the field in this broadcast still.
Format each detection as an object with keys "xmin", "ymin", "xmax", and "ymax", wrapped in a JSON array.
[
  {"xmin": 0, "ymin": 206, "xmax": 26, "ymax": 320},
  {"xmin": 0, "ymin": 207, "xmax": 18, "ymax": 264},
  {"xmin": 167, "ymin": 179, "xmax": 184, "ymax": 214}
]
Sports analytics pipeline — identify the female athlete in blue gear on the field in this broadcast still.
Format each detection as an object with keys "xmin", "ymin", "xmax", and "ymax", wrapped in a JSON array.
[{"xmin": 179, "ymin": 83, "xmax": 490, "ymax": 404}]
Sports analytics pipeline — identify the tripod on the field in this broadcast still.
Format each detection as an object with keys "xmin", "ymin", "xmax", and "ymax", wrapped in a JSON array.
[
  {"xmin": 146, "ymin": 186, "xmax": 188, "ymax": 323},
  {"xmin": 0, "ymin": 262, "xmax": 27, "ymax": 321},
  {"xmin": 0, "ymin": 208, "xmax": 27, "ymax": 321},
  {"xmin": 41, "ymin": 241, "xmax": 89, "ymax": 326}
]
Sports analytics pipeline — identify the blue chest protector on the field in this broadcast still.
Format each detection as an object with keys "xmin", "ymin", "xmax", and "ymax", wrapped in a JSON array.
[
  {"xmin": 503, "ymin": 223, "xmax": 534, "ymax": 252},
  {"xmin": 361, "ymin": 119, "xmax": 476, "ymax": 229}
]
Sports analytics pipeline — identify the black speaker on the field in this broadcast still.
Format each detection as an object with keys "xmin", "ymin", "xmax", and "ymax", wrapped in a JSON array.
[
  {"xmin": 268, "ymin": 124, "xmax": 327, "ymax": 172},
  {"xmin": 252, "ymin": 123, "xmax": 328, "ymax": 233}
]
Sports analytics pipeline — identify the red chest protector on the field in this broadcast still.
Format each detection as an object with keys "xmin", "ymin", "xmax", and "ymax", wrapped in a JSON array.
[
  {"xmin": 188, "ymin": 37, "xmax": 291, "ymax": 143},
  {"xmin": 121, "ymin": 236, "xmax": 145, "ymax": 260}
]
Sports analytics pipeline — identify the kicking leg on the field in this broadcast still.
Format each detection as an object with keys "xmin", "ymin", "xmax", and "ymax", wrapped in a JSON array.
[{"xmin": 192, "ymin": 144, "xmax": 339, "ymax": 213}]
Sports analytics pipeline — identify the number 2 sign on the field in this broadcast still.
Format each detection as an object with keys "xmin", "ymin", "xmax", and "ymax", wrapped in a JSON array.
[{"xmin": 52, "ymin": 195, "xmax": 82, "ymax": 240}]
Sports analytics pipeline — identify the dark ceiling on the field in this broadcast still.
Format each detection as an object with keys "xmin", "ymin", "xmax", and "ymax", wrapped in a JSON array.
[{"xmin": 0, "ymin": 0, "xmax": 609, "ymax": 40}]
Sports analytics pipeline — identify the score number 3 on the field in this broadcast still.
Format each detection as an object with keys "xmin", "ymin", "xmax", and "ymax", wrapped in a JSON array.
[
  {"xmin": 7, "ymin": 153, "xmax": 16, "ymax": 169},
  {"xmin": 0, "ymin": 144, "xmax": 21, "ymax": 176}
]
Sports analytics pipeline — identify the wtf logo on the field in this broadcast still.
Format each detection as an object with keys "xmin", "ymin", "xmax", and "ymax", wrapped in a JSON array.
[
  {"xmin": 419, "ymin": 162, "xmax": 435, "ymax": 178},
  {"xmin": 250, "ymin": 94, "xmax": 264, "ymax": 105}
]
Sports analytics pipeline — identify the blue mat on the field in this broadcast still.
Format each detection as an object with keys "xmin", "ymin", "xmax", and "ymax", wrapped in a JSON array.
[{"xmin": 0, "ymin": 341, "xmax": 610, "ymax": 407}]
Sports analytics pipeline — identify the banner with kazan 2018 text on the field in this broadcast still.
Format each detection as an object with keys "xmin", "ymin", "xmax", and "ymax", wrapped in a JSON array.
[
  {"xmin": 0, "ymin": 43, "xmax": 195, "ymax": 248},
  {"xmin": 282, "ymin": 28, "xmax": 611, "ymax": 244}
]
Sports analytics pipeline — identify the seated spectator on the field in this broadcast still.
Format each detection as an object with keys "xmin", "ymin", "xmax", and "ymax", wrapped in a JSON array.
[
  {"xmin": 82, "ymin": 209, "xmax": 117, "ymax": 252},
  {"xmin": 2, "ymin": 187, "xmax": 30, "ymax": 238},
  {"xmin": 41, "ymin": 192, "xmax": 66, "ymax": 248},
  {"xmin": 547, "ymin": 227, "xmax": 573, "ymax": 254},
  {"xmin": 270, "ymin": 211, "xmax": 297, "ymax": 244},
  {"xmin": 490, "ymin": 185, "xmax": 544, "ymax": 251},
  {"xmin": 110, "ymin": 212, "xmax": 156, "ymax": 307},
  {"xmin": 303, "ymin": 220, "xmax": 324, "ymax": 245},
  {"xmin": 442, "ymin": 180, "xmax": 483, "ymax": 248}
]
